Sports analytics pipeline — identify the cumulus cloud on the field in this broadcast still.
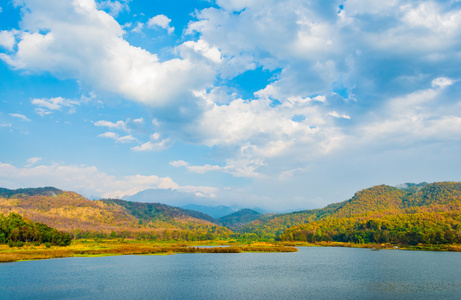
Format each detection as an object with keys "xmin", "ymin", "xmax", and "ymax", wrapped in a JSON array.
[
  {"xmin": 0, "ymin": 0, "xmax": 217, "ymax": 109},
  {"xmin": 0, "ymin": 161, "xmax": 216, "ymax": 199},
  {"xmin": 147, "ymin": 14, "xmax": 174, "ymax": 34},
  {"xmin": 2, "ymin": 0, "xmax": 461, "ymax": 208},
  {"xmin": 0, "ymin": 30, "xmax": 16, "ymax": 50}
]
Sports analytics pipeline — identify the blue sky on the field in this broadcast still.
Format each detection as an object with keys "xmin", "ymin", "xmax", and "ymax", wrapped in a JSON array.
[{"xmin": 1, "ymin": 0, "xmax": 460, "ymax": 211}]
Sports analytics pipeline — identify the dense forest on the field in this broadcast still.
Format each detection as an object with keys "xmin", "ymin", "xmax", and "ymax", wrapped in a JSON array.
[
  {"xmin": 278, "ymin": 182, "xmax": 461, "ymax": 245},
  {"xmin": 237, "ymin": 182, "xmax": 461, "ymax": 240},
  {"xmin": 1, "ymin": 182, "xmax": 460, "ymax": 247},
  {"xmin": 0, "ymin": 212, "xmax": 71, "ymax": 247}
]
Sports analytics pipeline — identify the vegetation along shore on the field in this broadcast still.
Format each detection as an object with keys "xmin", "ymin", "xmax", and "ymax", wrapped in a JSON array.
[{"xmin": 1, "ymin": 181, "xmax": 461, "ymax": 262}]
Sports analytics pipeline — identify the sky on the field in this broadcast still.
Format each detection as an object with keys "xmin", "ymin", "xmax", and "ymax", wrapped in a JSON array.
[{"xmin": 0, "ymin": 0, "xmax": 460, "ymax": 211}]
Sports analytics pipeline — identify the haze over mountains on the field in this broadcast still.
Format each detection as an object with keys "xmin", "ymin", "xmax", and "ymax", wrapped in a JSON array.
[{"xmin": 126, "ymin": 188, "xmax": 271, "ymax": 218}]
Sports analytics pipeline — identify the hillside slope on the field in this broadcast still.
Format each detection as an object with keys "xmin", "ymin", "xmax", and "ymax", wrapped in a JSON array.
[
  {"xmin": 0, "ymin": 187, "xmax": 230, "ymax": 240},
  {"xmin": 219, "ymin": 209, "xmax": 261, "ymax": 230},
  {"xmin": 240, "ymin": 182, "xmax": 461, "ymax": 239}
]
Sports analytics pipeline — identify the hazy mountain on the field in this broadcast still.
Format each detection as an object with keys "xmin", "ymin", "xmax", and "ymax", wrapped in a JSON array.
[
  {"xmin": 125, "ymin": 188, "xmax": 204, "ymax": 207},
  {"xmin": 181, "ymin": 204, "xmax": 240, "ymax": 219}
]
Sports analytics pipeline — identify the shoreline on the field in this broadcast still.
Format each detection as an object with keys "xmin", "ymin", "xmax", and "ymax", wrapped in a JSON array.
[
  {"xmin": 2, "ymin": 240, "xmax": 460, "ymax": 263},
  {"xmin": 0, "ymin": 241, "xmax": 297, "ymax": 263}
]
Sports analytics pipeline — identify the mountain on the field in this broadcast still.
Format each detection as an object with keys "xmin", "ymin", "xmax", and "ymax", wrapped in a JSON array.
[
  {"xmin": 101, "ymin": 199, "xmax": 217, "ymax": 224},
  {"xmin": 239, "ymin": 182, "xmax": 461, "ymax": 239},
  {"xmin": 219, "ymin": 209, "xmax": 261, "ymax": 230},
  {"xmin": 181, "ymin": 204, "xmax": 240, "ymax": 219},
  {"xmin": 0, "ymin": 187, "xmax": 231, "ymax": 241},
  {"xmin": 1, "ymin": 182, "xmax": 460, "ymax": 246},
  {"xmin": 280, "ymin": 182, "xmax": 461, "ymax": 245},
  {"xmin": 0, "ymin": 187, "xmax": 62, "ymax": 198}
]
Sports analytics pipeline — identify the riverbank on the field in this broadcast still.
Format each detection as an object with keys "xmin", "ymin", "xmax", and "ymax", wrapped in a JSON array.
[
  {"xmin": 3, "ymin": 239, "xmax": 460, "ymax": 263},
  {"xmin": 279, "ymin": 241, "xmax": 461, "ymax": 252},
  {"xmin": 0, "ymin": 240, "xmax": 297, "ymax": 263}
]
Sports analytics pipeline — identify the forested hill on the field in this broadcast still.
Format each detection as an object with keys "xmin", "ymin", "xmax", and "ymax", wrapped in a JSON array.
[
  {"xmin": 100, "ymin": 199, "xmax": 217, "ymax": 224},
  {"xmin": 239, "ymin": 182, "xmax": 461, "ymax": 239},
  {"xmin": 0, "ymin": 187, "xmax": 63, "ymax": 198},
  {"xmin": 218, "ymin": 209, "xmax": 261, "ymax": 230},
  {"xmin": 0, "ymin": 188, "xmax": 231, "ymax": 241},
  {"xmin": 280, "ymin": 182, "xmax": 461, "ymax": 245}
]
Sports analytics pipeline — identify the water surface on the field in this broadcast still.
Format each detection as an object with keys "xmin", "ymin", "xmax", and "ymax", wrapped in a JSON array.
[{"xmin": 1, "ymin": 247, "xmax": 460, "ymax": 299}]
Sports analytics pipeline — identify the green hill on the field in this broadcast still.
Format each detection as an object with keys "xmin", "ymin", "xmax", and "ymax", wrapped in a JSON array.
[
  {"xmin": 219, "ymin": 209, "xmax": 261, "ymax": 230},
  {"xmin": 239, "ymin": 182, "xmax": 461, "ymax": 240},
  {"xmin": 0, "ymin": 188, "xmax": 230, "ymax": 241}
]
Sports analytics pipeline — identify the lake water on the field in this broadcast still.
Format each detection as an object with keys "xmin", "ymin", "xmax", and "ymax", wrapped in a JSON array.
[{"xmin": 1, "ymin": 247, "xmax": 460, "ymax": 299}]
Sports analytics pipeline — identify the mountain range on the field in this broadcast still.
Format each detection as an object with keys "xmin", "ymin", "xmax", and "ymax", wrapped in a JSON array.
[{"xmin": 1, "ymin": 181, "xmax": 460, "ymax": 244}]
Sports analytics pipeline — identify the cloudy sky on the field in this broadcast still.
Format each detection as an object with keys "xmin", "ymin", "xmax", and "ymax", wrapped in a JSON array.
[{"xmin": 1, "ymin": 0, "xmax": 460, "ymax": 211}]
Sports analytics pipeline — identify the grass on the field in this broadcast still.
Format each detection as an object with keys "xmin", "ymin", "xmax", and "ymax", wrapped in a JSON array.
[
  {"xmin": 279, "ymin": 241, "xmax": 461, "ymax": 252},
  {"xmin": 0, "ymin": 240, "xmax": 298, "ymax": 263}
]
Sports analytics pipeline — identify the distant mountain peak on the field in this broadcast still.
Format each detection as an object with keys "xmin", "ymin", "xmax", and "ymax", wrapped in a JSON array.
[{"xmin": 0, "ymin": 186, "xmax": 63, "ymax": 198}]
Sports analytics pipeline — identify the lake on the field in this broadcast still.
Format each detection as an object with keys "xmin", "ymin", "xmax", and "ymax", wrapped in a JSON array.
[{"xmin": 1, "ymin": 247, "xmax": 460, "ymax": 299}]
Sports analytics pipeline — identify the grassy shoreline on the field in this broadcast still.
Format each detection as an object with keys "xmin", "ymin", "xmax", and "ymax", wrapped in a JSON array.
[
  {"xmin": 0, "ymin": 240, "xmax": 297, "ymax": 263},
  {"xmin": 279, "ymin": 241, "xmax": 461, "ymax": 252},
  {"xmin": 2, "ymin": 240, "xmax": 460, "ymax": 263}
]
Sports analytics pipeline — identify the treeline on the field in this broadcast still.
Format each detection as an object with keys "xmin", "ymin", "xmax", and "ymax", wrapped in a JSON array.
[
  {"xmin": 0, "ymin": 213, "xmax": 71, "ymax": 247},
  {"xmin": 69, "ymin": 224, "xmax": 232, "ymax": 241},
  {"xmin": 279, "ymin": 202, "xmax": 461, "ymax": 245}
]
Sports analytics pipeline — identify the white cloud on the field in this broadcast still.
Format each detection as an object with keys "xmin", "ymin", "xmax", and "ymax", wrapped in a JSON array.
[
  {"xmin": 147, "ymin": 14, "xmax": 174, "ymax": 34},
  {"xmin": 357, "ymin": 83, "xmax": 461, "ymax": 148},
  {"xmin": 94, "ymin": 120, "xmax": 127, "ymax": 131},
  {"xmin": 97, "ymin": 0, "xmax": 129, "ymax": 17},
  {"xmin": 9, "ymin": 113, "xmax": 31, "ymax": 122},
  {"xmin": 31, "ymin": 97, "xmax": 79, "ymax": 115},
  {"xmin": 432, "ymin": 77, "xmax": 454, "ymax": 89},
  {"xmin": 1, "ymin": 0, "xmax": 216, "ymax": 108},
  {"xmin": 98, "ymin": 132, "xmax": 136, "ymax": 143},
  {"xmin": 0, "ymin": 161, "xmax": 216, "ymax": 199},
  {"xmin": 169, "ymin": 160, "xmax": 189, "ymax": 167},
  {"xmin": 0, "ymin": 123, "xmax": 12, "ymax": 128},
  {"xmin": 179, "ymin": 39, "xmax": 222, "ymax": 63},
  {"xmin": 131, "ymin": 22, "xmax": 143, "ymax": 33},
  {"xmin": 131, "ymin": 133, "xmax": 171, "ymax": 152},
  {"xmin": 170, "ymin": 157, "xmax": 266, "ymax": 178},
  {"xmin": 0, "ymin": 30, "xmax": 16, "ymax": 51},
  {"xmin": 26, "ymin": 157, "xmax": 42, "ymax": 167},
  {"xmin": 328, "ymin": 111, "xmax": 351, "ymax": 119},
  {"xmin": 2, "ymin": 0, "xmax": 461, "ymax": 209}
]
